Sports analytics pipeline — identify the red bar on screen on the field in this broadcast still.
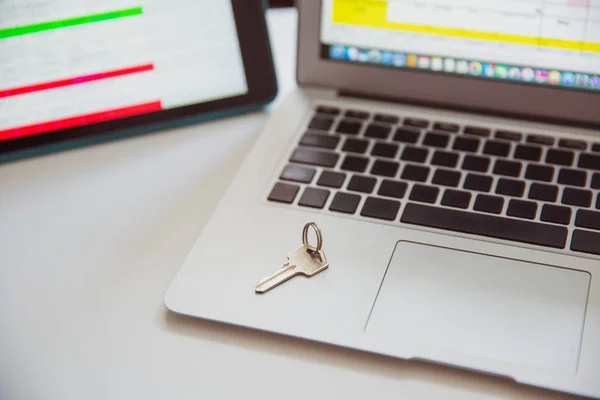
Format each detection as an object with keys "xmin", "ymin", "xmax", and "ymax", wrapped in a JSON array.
[
  {"xmin": 0, "ymin": 101, "xmax": 163, "ymax": 141},
  {"xmin": 0, "ymin": 64, "xmax": 154, "ymax": 99}
]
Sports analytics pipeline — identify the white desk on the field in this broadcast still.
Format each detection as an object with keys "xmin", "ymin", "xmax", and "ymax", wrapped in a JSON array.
[{"xmin": 0, "ymin": 9, "xmax": 582, "ymax": 400}]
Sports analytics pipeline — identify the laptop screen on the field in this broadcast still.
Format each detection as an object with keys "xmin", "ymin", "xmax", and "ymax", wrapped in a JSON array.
[
  {"xmin": 0, "ymin": 1, "xmax": 248, "ymax": 142},
  {"xmin": 320, "ymin": 0, "xmax": 600, "ymax": 92}
]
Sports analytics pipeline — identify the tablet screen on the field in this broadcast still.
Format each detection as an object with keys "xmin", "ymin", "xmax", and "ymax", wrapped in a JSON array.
[{"xmin": 0, "ymin": 1, "xmax": 248, "ymax": 142}]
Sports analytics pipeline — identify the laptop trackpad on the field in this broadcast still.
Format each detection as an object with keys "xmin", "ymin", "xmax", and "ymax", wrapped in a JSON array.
[{"xmin": 366, "ymin": 241, "xmax": 590, "ymax": 373}]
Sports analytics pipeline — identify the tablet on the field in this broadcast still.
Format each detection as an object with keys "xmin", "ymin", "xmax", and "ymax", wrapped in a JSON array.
[{"xmin": 0, "ymin": 0, "xmax": 277, "ymax": 161}]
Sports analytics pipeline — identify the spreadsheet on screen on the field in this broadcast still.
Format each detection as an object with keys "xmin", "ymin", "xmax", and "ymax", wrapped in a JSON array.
[
  {"xmin": 320, "ymin": 0, "xmax": 600, "ymax": 91},
  {"xmin": 0, "ymin": 0, "xmax": 248, "ymax": 141}
]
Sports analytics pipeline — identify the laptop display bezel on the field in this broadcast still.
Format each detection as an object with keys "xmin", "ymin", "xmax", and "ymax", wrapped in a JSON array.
[{"xmin": 297, "ymin": 0, "xmax": 600, "ymax": 128}]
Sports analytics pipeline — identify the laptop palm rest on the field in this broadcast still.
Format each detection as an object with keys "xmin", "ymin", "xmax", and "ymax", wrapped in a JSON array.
[{"xmin": 366, "ymin": 241, "xmax": 590, "ymax": 374}]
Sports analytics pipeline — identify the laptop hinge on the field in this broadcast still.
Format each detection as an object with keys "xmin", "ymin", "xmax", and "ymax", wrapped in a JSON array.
[
  {"xmin": 297, "ymin": 84, "xmax": 339, "ymax": 101},
  {"xmin": 338, "ymin": 89, "xmax": 598, "ymax": 130}
]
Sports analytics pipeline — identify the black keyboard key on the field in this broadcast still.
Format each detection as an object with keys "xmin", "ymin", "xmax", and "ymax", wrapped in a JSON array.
[
  {"xmin": 336, "ymin": 119, "xmax": 363, "ymax": 135},
  {"xmin": 452, "ymin": 137, "xmax": 480, "ymax": 153},
  {"xmin": 496, "ymin": 178, "xmax": 525, "ymax": 197},
  {"xmin": 558, "ymin": 168, "xmax": 587, "ymax": 187},
  {"xmin": 432, "ymin": 169, "xmax": 461, "ymax": 187},
  {"xmin": 298, "ymin": 187, "xmax": 330, "ymax": 209},
  {"xmin": 507, "ymin": 199, "xmax": 538, "ymax": 219},
  {"xmin": 597, "ymin": 194, "xmax": 600, "ymax": 209},
  {"xmin": 329, "ymin": 192, "xmax": 361, "ymax": 214},
  {"xmin": 268, "ymin": 182, "xmax": 299, "ymax": 204},
  {"xmin": 592, "ymin": 173, "xmax": 600, "ymax": 189},
  {"xmin": 571, "ymin": 230, "xmax": 600, "ymax": 255},
  {"xmin": 340, "ymin": 155, "xmax": 369, "ymax": 172},
  {"xmin": 345, "ymin": 110, "xmax": 369, "ymax": 119},
  {"xmin": 546, "ymin": 149, "xmax": 574, "ymax": 166},
  {"xmin": 401, "ymin": 165, "xmax": 430, "ymax": 182},
  {"xmin": 409, "ymin": 184, "xmax": 439, "ymax": 204},
  {"xmin": 316, "ymin": 106, "xmax": 340, "ymax": 116},
  {"xmin": 401, "ymin": 203, "xmax": 567, "ymax": 248},
  {"xmin": 342, "ymin": 138, "xmax": 369, "ymax": 154},
  {"xmin": 404, "ymin": 118, "xmax": 429, "ymax": 128},
  {"xmin": 593, "ymin": 143, "xmax": 600, "ymax": 153},
  {"xmin": 300, "ymin": 132, "xmax": 340, "ymax": 149},
  {"xmin": 525, "ymin": 164, "xmax": 554, "ymax": 182},
  {"xmin": 433, "ymin": 122, "xmax": 459, "ymax": 133},
  {"xmin": 474, "ymin": 194, "xmax": 504, "ymax": 214},
  {"xmin": 514, "ymin": 145, "xmax": 542, "ymax": 161},
  {"xmin": 374, "ymin": 114, "xmax": 399, "ymax": 124},
  {"xmin": 483, "ymin": 141, "xmax": 510, "ymax": 157},
  {"xmin": 308, "ymin": 115, "xmax": 334, "ymax": 131},
  {"xmin": 562, "ymin": 188, "xmax": 592, "ymax": 207},
  {"xmin": 361, "ymin": 197, "xmax": 400, "ymax": 221},
  {"xmin": 280, "ymin": 165, "xmax": 316, "ymax": 183},
  {"xmin": 423, "ymin": 132, "xmax": 450, "ymax": 148},
  {"xmin": 541, "ymin": 205, "xmax": 572, "ymax": 225},
  {"xmin": 575, "ymin": 209, "xmax": 600, "ymax": 230},
  {"xmin": 393, "ymin": 127, "xmax": 421, "ymax": 143},
  {"xmin": 371, "ymin": 142, "xmax": 398, "ymax": 158},
  {"xmin": 364, "ymin": 123, "xmax": 392, "ymax": 139},
  {"xmin": 378, "ymin": 180, "xmax": 408, "ymax": 199},
  {"xmin": 464, "ymin": 174, "xmax": 492, "ymax": 192},
  {"xmin": 526, "ymin": 134, "xmax": 554, "ymax": 146},
  {"xmin": 317, "ymin": 171, "xmax": 346, "ymax": 188},
  {"xmin": 462, "ymin": 155, "xmax": 490, "ymax": 173},
  {"xmin": 431, "ymin": 151, "xmax": 459, "ymax": 168},
  {"xmin": 370, "ymin": 160, "xmax": 400, "ymax": 177},
  {"xmin": 442, "ymin": 189, "xmax": 471, "ymax": 209},
  {"xmin": 464, "ymin": 126, "xmax": 491, "ymax": 137},
  {"xmin": 401, "ymin": 146, "xmax": 429, "ymax": 163},
  {"xmin": 291, "ymin": 148, "xmax": 339, "ymax": 167},
  {"xmin": 559, "ymin": 139, "xmax": 586, "ymax": 150},
  {"xmin": 528, "ymin": 183, "xmax": 558, "ymax": 202},
  {"xmin": 495, "ymin": 130, "xmax": 522, "ymax": 141},
  {"xmin": 493, "ymin": 160, "xmax": 522, "ymax": 177},
  {"xmin": 347, "ymin": 175, "xmax": 376, "ymax": 193},
  {"xmin": 578, "ymin": 153, "xmax": 600, "ymax": 171}
]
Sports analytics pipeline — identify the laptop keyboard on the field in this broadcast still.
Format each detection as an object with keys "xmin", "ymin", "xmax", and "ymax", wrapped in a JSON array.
[{"xmin": 267, "ymin": 105, "xmax": 600, "ymax": 257}]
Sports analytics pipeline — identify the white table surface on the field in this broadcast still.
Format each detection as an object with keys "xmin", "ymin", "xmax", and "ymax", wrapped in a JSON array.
[{"xmin": 0, "ymin": 9, "xmax": 583, "ymax": 400}]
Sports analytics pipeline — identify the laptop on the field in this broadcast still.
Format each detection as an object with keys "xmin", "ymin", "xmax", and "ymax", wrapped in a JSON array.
[{"xmin": 165, "ymin": 1, "xmax": 600, "ymax": 397}]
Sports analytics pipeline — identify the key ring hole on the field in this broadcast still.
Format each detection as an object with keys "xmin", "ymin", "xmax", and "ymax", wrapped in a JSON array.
[{"xmin": 302, "ymin": 222, "xmax": 322, "ymax": 253}]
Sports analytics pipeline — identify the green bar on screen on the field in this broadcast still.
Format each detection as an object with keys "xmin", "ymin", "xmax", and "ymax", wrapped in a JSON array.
[{"xmin": 0, "ymin": 7, "xmax": 143, "ymax": 39}]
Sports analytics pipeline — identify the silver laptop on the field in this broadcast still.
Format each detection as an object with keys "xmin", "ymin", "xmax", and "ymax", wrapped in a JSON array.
[{"xmin": 165, "ymin": 1, "xmax": 600, "ymax": 397}]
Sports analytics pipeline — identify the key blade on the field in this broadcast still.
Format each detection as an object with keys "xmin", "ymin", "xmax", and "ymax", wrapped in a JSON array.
[{"xmin": 255, "ymin": 264, "xmax": 300, "ymax": 294}]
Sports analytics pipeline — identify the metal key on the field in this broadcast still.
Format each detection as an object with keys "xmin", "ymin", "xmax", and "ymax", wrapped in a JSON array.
[{"xmin": 255, "ymin": 222, "xmax": 329, "ymax": 294}]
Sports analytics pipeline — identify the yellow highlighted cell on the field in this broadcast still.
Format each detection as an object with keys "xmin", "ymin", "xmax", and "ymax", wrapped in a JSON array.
[{"xmin": 332, "ymin": 0, "xmax": 600, "ymax": 53}]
